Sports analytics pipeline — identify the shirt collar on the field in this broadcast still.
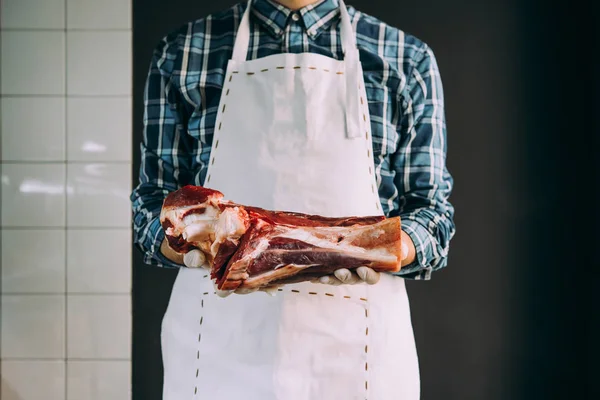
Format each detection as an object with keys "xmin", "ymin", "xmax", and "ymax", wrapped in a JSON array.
[{"xmin": 251, "ymin": 0, "xmax": 341, "ymax": 39}]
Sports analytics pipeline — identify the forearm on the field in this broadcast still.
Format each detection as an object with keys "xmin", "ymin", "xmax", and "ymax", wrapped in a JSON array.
[
  {"xmin": 131, "ymin": 190, "xmax": 183, "ymax": 268},
  {"xmin": 131, "ymin": 40, "xmax": 195, "ymax": 268},
  {"xmin": 395, "ymin": 204, "xmax": 455, "ymax": 279}
]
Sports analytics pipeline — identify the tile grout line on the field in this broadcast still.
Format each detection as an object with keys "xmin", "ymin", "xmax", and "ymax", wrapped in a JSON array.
[
  {"xmin": 2, "ymin": 292, "xmax": 132, "ymax": 296},
  {"xmin": 0, "ymin": 226, "xmax": 131, "ymax": 230},
  {"xmin": 64, "ymin": 1, "xmax": 69, "ymax": 396},
  {"xmin": 0, "ymin": 160, "xmax": 133, "ymax": 164},
  {"xmin": 0, "ymin": 7, "xmax": 4, "ymax": 366},
  {"xmin": 0, "ymin": 94, "xmax": 132, "ymax": 98},
  {"xmin": 1, "ymin": 28, "xmax": 132, "ymax": 32},
  {"xmin": 2, "ymin": 357, "xmax": 131, "ymax": 362}
]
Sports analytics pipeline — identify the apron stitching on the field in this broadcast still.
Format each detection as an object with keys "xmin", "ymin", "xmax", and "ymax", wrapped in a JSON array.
[
  {"xmin": 236, "ymin": 67, "xmax": 345, "ymax": 74},
  {"xmin": 365, "ymin": 303, "xmax": 370, "ymax": 398},
  {"xmin": 359, "ymin": 81, "xmax": 380, "ymax": 214},
  {"xmin": 271, "ymin": 288, "xmax": 370, "ymax": 301},
  {"xmin": 194, "ymin": 296, "xmax": 205, "ymax": 397},
  {"xmin": 208, "ymin": 69, "xmax": 235, "ymax": 186}
]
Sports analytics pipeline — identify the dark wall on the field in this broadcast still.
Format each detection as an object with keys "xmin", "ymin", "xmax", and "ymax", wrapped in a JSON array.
[{"xmin": 132, "ymin": 1, "xmax": 597, "ymax": 399}]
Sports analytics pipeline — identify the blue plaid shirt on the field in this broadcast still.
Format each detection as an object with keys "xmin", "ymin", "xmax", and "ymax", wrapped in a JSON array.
[{"xmin": 131, "ymin": 0, "xmax": 455, "ymax": 279}]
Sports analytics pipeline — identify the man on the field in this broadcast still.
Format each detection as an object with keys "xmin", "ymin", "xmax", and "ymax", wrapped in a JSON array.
[{"xmin": 131, "ymin": 0, "xmax": 455, "ymax": 398}]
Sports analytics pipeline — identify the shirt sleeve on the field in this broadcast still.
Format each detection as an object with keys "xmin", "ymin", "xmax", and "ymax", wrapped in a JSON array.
[
  {"xmin": 391, "ymin": 44, "xmax": 456, "ymax": 280},
  {"xmin": 130, "ymin": 33, "xmax": 196, "ymax": 268}
]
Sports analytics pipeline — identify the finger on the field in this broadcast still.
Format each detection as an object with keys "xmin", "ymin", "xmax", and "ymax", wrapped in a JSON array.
[
  {"xmin": 215, "ymin": 289, "xmax": 234, "ymax": 298},
  {"xmin": 356, "ymin": 266, "xmax": 380, "ymax": 285},
  {"xmin": 334, "ymin": 268, "xmax": 361, "ymax": 285},
  {"xmin": 183, "ymin": 249, "xmax": 206, "ymax": 268},
  {"xmin": 260, "ymin": 286, "xmax": 281, "ymax": 296},
  {"xmin": 318, "ymin": 275, "xmax": 343, "ymax": 285},
  {"xmin": 234, "ymin": 287, "xmax": 259, "ymax": 295}
]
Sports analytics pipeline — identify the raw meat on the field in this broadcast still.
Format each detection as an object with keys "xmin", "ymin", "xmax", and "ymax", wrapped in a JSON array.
[{"xmin": 160, "ymin": 185, "xmax": 402, "ymax": 290}]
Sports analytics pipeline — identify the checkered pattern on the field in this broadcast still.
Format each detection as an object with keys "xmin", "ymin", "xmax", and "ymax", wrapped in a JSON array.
[{"xmin": 131, "ymin": 0, "xmax": 455, "ymax": 279}]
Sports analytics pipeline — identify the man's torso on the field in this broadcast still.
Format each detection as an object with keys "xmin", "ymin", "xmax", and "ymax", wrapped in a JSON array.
[{"xmin": 153, "ymin": 0, "xmax": 430, "ymax": 217}]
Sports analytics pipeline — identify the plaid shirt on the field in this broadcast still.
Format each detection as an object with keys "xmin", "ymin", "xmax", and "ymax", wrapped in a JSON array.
[{"xmin": 131, "ymin": 0, "xmax": 455, "ymax": 279}]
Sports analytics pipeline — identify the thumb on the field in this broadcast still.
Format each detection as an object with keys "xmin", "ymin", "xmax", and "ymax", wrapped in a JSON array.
[
  {"xmin": 183, "ymin": 249, "xmax": 206, "ymax": 268},
  {"xmin": 356, "ymin": 266, "xmax": 380, "ymax": 284},
  {"xmin": 401, "ymin": 241, "xmax": 409, "ymax": 261}
]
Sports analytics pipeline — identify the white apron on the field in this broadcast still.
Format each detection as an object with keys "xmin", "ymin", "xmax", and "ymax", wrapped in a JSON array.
[{"xmin": 161, "ymin": 2, "xmax": 420, "ymax": 399}]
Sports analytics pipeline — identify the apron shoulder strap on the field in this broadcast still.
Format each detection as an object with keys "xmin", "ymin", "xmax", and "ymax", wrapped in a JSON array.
[{"xmin": 231, "ymin": 1, "xmax": 252, "ymax": 62}]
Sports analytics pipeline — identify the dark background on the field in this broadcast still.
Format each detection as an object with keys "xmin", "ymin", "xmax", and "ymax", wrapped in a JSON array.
[{"xmin": 132, "ymin": 0, "xmax": 598, "ymax": 399}]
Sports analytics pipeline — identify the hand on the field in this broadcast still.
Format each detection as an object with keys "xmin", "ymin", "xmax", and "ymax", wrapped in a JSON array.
[
  {"xmin": 160, "ymin": 238, "xmax": 210, "ymax": 269},
  {"xmin": 182, "ymin": 249, "xmax": 208, "ymax": 269},
  {"xmin": 315, "ymin": 266, "xmax": 381, "ymax": 285}
]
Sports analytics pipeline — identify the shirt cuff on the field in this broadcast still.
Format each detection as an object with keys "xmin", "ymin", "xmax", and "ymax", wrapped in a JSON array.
[
  {"xmin": 143, "ymin": 217, "xmax": 184, "ymax": 269},
  {"xmin": 396, "ymin": 218, "xmax": 434, "ymax": 280}
]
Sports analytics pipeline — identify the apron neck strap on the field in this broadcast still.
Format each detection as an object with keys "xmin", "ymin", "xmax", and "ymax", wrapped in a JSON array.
[{"xmin": 231, "ymin": 0, "xmax": 358, "ymax": 62}]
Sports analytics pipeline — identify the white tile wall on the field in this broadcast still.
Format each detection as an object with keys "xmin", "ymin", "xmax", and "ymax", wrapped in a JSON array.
[
  {"xmin": 1, "ymin": 295, "xmax": 65, "ymax": 358},
  {"xmin": 67, "ymin": 163, "xmax": 132, "ymax": 227},
  {"xmin": 1, "ymin": 0, "xmax": 133, "ymax": 398},
  {"xmin": 1, "ymin": 97, "xmax": 66, "ymax": 161},
  {"xmin": 1, "ymin": 31, "xmax": 65, "ymax": 95},
  {"xmin": 1, "ymin": 163, "xmax": 66, "ymax": 227},
  {"xmin": 67, "ymin": 97, "xmax": 132, "ymax": 162},
  {"xmin": 1, "ymin": 360, "xmax": 66, "ymax": 400},
  {"xmin": 67, "ymin": 295, "xmax": 131, "ymax": 359},
  {"xmin": 67, "ymin": 31, "xmax": 132, "ymax": 96},
  {"xmin": 67, "ymin": 360, "xmax": 131, "ymax": 400},
  {"xmin": 67, "ymin": 230, "xmax": 131, "ymax": 293},
  {"xmin": 67, "ymin": 0, "xmax": 132, "ymax": 30},
  {"xmin": 1, "ymin": 0, "xmax": 65, "ymax": 29},
  {"xmin": 2, "ymin": 230, "xmax": 66, "ymax": 293}
]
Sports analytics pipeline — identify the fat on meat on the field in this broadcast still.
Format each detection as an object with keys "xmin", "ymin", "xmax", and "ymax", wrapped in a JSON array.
[{"xmin": 160, "ymin": 185, "xmax": 403, "ymax": 291}]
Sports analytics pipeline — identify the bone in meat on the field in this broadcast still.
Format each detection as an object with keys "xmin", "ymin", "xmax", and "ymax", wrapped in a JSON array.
[{"xmin": 160, "ymin": 185, "xmax": 402, "ymax": 290}]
